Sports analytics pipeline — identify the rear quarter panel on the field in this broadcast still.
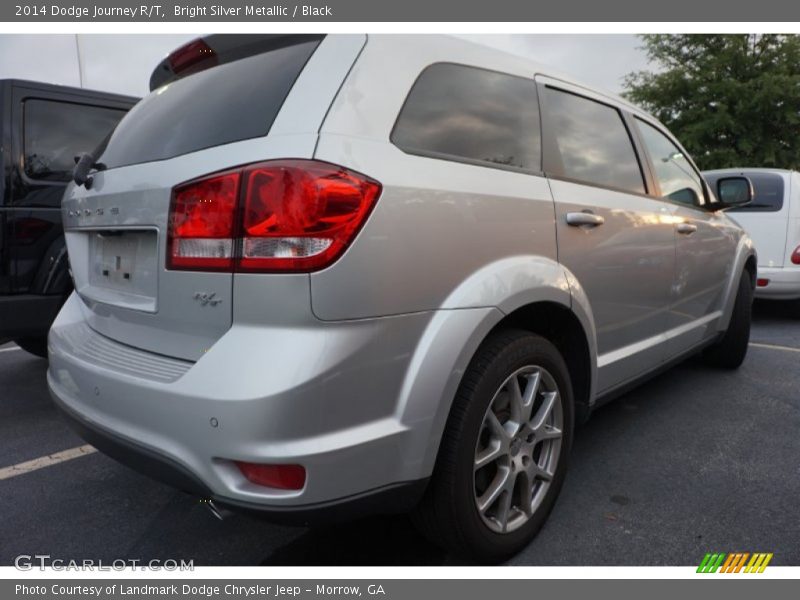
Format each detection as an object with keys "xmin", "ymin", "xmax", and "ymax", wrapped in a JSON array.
[
  {"xmin": 310, "ymin": 138, "xmax": 560, "ymax": 320},
  {"xmin": 311, "ymin": 35, "xmax": 562, "ymax": 320}
]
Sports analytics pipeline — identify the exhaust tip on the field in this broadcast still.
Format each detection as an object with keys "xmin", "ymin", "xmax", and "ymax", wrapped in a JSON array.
[{"xmin": 199, "ymin": 498, "xmax": 232, "ymax": 521}]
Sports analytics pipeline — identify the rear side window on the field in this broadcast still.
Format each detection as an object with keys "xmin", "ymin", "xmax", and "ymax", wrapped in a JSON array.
[
  {"xmin": 545, "ymin": 87, "xmax": 645, "ymax": 195},
  {"xmin": 391, "ymin": 63, "xmax": 542, "ymax": 172},
  {"xmin": 705, "ymin": 172, "xmax": 785, "ymax": 212},
  {"xmin": 23, "ymin": 100, "xmax": 126, "ymax": 182},
  {"xmin": 98, "ymin": 38, "xmax": 321, "ymax": 169}
]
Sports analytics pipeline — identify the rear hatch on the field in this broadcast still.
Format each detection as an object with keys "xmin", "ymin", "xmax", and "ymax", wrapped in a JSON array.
[
  {"xmin": 706, "ymin": 171, "xmax": 790, "ymax": 268},
  {"xmin": 62, "ymin": 35, "xmax": 327, "ymax": 361}
]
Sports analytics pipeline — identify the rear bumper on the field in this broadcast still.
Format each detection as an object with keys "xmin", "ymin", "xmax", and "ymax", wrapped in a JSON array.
[
  {"xmin": 54, "ymin": 396, "xmax": 427, "ymax": 524},
  {"xmin": 47, "ymin": 293, "xmax": 439, "ymax": 514},
  {"xmin": 755, "ymin": 267, "xmax": 800, "ymax": 300},
  {"xmin": 0, "ymin": 293, "xmax": 64, "ymax": 339}
]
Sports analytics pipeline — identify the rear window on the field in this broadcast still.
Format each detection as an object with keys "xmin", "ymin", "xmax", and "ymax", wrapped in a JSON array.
[
  {"xmin": 23, "ymin": 99, "xmax": 126, "ymax": 182},
  {"xmin": 391, "ymin": 63, "xmax": 542, "ymax": 172},
  {"xmin": 704, "ymin": 172, "xmax": 785, "ymax": 212},
  {"xmin": 97, "ymin": 38, "xmax": 321, "ymax": 169}
]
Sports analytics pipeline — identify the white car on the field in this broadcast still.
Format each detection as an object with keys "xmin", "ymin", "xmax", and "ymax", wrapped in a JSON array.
[{"xmin": 704, "ymin": 169, "xmax": 800, "ymax": 301}]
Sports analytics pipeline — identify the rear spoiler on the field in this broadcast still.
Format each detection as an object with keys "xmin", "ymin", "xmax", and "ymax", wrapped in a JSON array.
[{"xmin": 149, "ymin": 34, "xmax": 325, "ymax": 91}]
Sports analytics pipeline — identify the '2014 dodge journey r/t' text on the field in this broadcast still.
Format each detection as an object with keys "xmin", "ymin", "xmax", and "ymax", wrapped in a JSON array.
[{"xmin": 49, "ymin": 34, "xmax": 756, "ymax": 563}]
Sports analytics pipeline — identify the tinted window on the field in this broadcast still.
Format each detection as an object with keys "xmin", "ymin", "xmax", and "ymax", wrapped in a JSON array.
[
  {"xmin": 98, "ymin": 39, "xmax": 320, "ymax": 169},
  {"xmin": 392, "ymin": 63, "xmax": 541, "ymax": 171},
  {"xmin": 704, "ymin": 172, "xmax": 784, "ymax": 212},
  {"xmin": 23, "ymin": 100, "xmax": 126, "ymax": 182},
  {"xmin": 546, "ymin": 88, "xmax": 645, "ymax": 194},
  {"xmin": 636, "ymin": 119, "xmax": 705, "ymax": 206}
]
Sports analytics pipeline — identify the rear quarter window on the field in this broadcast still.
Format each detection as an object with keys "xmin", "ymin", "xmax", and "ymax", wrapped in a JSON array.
[
  {"xmin": 704, "ymin": 172, "xmax": 785, "ymax": 212},
  {"xmin": 391, "ymin": 63, "xmax": 542, "ymax": 172},
  {"xmin": 97, "ymin": 38, "xmax": 321, "ymax": 169}
]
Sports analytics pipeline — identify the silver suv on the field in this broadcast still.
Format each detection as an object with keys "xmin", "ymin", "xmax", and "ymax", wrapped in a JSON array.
[{"xmin": 48, "ymin": 34, "xmax": 756, "ymax": 563}]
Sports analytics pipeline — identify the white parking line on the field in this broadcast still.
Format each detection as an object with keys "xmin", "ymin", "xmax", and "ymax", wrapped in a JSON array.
[
  {"xmin": 749, "ymin": 341, "xmax": 800, "ymax": 353},
  {"xmin": 0, "ymin": 445, "xmax": 97, "ymax": 481},
  {"xmin": 0, "ymin": 346, "xmax": 21, "ymax": 353}
]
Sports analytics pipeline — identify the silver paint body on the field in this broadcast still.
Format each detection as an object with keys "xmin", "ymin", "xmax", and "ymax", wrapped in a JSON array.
[{"xmin": 48, "ymin": 35, "xmax": 754, "ymax": 508}]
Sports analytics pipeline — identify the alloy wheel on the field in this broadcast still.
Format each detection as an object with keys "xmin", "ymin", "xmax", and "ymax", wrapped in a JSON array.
[{"xmin": 473, "ymin": 365, "xmax": 563, "ymax": 534}]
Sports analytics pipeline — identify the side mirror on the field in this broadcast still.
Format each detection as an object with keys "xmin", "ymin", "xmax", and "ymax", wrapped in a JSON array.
[{"xmin": 715, "ymin": 176, "xmax": 753, "ymax": 210}]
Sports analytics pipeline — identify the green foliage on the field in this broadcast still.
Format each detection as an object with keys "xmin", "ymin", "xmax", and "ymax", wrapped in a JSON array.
[{"xmin": 624, "ymin": 35, "xmax": 800, "ymax": 170}]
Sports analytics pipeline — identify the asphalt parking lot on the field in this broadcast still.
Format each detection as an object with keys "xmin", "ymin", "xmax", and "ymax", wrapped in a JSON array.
[{"xmin": 1, "ymin": 300, "xmax": 799, "ymax": 567}]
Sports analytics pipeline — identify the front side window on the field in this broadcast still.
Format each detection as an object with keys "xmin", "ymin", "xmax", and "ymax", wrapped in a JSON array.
[
  {"xmin": 636, "ymin": 119, "xmax": 705, "ymax": 207},
  {"xmin": 23, "ymin": 99, "xmax": 126, "ymax": 182},
  {"xmin": 392, "ymin": 63, "xmax": 542, "ymax": 172},
  {"xmin": 545, "ymin": 87, "xmax": 645, "ymax": 194}
]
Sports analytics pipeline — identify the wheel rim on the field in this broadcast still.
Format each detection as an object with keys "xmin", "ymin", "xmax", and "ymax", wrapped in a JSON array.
[{"xmin": 473, "ymin": 365, "xmax": 563, "ymax": 534}]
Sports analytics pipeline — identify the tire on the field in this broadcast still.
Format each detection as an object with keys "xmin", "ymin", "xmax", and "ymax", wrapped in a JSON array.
[
  {"xmin": 412, "ymin": 329, "xmax": 574, "ymax": 564},
  {"xmin": 703, "ymin": 269, "xmax": 753, "ymax": 369},
  {"xmin": 13, "ymin": 336, "xmax": 48, "ymax": 359}
]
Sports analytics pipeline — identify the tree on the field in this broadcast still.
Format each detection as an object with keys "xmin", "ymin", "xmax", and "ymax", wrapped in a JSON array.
[{"xmin": 624, "ymin": 35, "xmax": 800, "ymax": 170}]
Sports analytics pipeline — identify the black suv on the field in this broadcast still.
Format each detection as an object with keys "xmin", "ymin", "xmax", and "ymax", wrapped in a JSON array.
[{"xmin": 0, "ymin": 80, "xmax": 136, "ymax": 356}]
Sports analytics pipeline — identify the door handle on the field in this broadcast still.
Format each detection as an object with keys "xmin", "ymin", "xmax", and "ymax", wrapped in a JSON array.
[
  {"xmin": 676, "ymin": 223, "xmax": 698, "ymax": 235},
  {"xmin": 566, "ymin": 212, "xmax": 605, "ymax": 227}
]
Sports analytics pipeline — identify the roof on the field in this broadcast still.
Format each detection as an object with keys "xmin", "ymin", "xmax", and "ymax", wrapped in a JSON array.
[{"xmin": 154, "ymin": 34, "xmax": 650, "ymax": 120}]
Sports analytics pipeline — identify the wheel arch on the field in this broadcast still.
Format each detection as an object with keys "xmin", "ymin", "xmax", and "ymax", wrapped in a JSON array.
[
  {"xmin": 491, "ymin": 301, "xmax": 594, "ymax": 426},
  {"xmin": 400, "ymin": 295, "xmax": 596, "ymax": 482},
  {"xmin": 744, "ymin": 253, "xmax": 756, "ymax": 287},
  {"xmin": 718, "ymin": 235, "xmax": 757, "ymax": 332}
]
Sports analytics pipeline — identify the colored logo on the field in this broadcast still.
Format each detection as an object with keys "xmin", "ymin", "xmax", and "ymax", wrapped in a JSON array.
[{"xmin": 697, "ymin": 552, "xmax": 773, "ymax": 573}]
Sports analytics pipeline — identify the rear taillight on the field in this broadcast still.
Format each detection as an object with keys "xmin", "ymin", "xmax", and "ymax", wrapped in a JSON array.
[
  {"xmin": 791, "ymin": 245, "xmax": 800, "ymax": 265},
  {"xmin": 167, "ymin": 172, "xmax": 239, "ymax": 271},
  {"xmin": 238, "ymin": 160, "xmax": 381, "ymax": 271},
  {"xmin": 167, "ymin": 160, "xmax": 381, "ymax": 273}
]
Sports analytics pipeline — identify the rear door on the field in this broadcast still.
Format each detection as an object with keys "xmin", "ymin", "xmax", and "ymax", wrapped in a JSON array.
[
  {"xmin": 633, "ymin": 118, "xmax": 740, "ymax": 356},
  {"xmin": 62, "ymin": 35, "xmax": 364, "ymax": 362},
  {"xmin": 538, "ymin": 78, "xmax": 676, "ymax": 393}
]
